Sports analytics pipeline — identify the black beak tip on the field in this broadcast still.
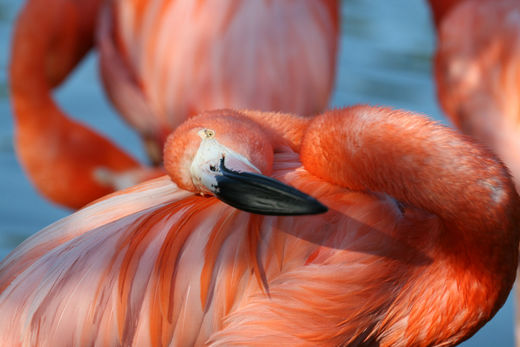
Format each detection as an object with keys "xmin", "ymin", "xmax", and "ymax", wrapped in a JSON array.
[
  {"xmin": 306, "ymin": 199, "xmax": 328, "ymax": 215},
  {"xmin": 214, "ymin": 159, "xmax": 329, "ymax": 216},
  {"xmin": 215, "ymin": 189, "xmax": 329, "ymax": 216}
]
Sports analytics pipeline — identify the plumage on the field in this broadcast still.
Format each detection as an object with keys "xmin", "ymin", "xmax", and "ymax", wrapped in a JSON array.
[
  {"xmin": 98, "ymin": 0, "xmax": 339, "ymax": 159},
  {"xmin": 0, "ymin": 107, "xmax": 518, "ymax": 346},
  {"xmin": 429, "ymin": 0, "xmax": 520, "ymax": 191}
]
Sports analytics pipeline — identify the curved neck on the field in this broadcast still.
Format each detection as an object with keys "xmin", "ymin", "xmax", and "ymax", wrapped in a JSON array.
[
  {"xmin": 9, "ymin": 0, "xmax": 143, "ymax": 209},
  {"xmin": 301, "ymin": 106, "xmax": 519, "ymax": 270},
  {"xmin": 10, "ymin": 0, "xmax": 103, "ymax": 126}
]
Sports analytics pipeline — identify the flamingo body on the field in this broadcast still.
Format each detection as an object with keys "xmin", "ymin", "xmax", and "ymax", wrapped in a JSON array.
[
  {"xmin": 430, "ymin": 0, "xmax": 520, "ymax": 190},
  {"xmin": 0, "ymin": 107, "xmax": 518, "ymax": 346},
  {"xmin": 99, "ymin": 0, "xmax": 340, "ymax": 157}
]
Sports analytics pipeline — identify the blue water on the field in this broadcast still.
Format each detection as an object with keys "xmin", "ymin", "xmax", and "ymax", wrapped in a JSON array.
[{"xmin": 0, "ymin": 0, "xmax": 514, "ymax": 345}]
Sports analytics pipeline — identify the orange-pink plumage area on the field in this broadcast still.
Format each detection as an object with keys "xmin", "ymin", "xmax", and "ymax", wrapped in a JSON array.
[{"xmin": 431, "ymin": 0, "xmax": 520, "ymax": 191}]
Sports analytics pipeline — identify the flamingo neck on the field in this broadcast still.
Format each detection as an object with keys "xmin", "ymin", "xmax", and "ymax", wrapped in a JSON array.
[
  {"xmin": 301, "ymin": 106, "xmax": 519, "ymax": 277},
  {"xmin": 10, "ymin": 0, "xmax": 102, "ymax": 127},
  {"xmin": 298, "ymin": 106, "xmax": 520, "ymax": 342},
  {"xmin": 8, "ymin": 0, "xmax": 144, "ymax": 209},
  {"xmin": 10, "ymin": 25, "xmax": 54, "ymax": 128}
]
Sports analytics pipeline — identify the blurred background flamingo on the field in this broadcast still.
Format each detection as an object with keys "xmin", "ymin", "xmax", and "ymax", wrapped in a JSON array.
[
  {"xmin": 9, "ymin": 0, "xmax": 339, "ymax": 209},
  {"xmin": 428, "ymin": 0, "xmax": 520, "ymax": 344},
  {"xmin": 1, "ymin": 107, "xmax": 518, "ymax": 345},
  {"xmin": 1, "ymin": 0, "xmax": 517, "ymax": 344},
  {"xmin": 429, "ymin": 0, "xmax": 520, "ymax": 191}
]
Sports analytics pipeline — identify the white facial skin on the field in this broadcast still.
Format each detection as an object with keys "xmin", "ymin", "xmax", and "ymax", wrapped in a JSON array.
[{"xmin": 190, "ymin": 129, "xmax": 261, "ymax": 195}]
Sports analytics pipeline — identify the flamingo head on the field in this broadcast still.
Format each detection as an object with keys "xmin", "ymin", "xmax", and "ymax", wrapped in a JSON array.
[{"xmin": 163, "ymin": 110, "xmax": 327, "ymax": 216}]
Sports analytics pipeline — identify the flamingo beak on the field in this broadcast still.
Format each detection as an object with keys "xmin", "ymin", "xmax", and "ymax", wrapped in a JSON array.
[{"xmin": 210, "ymin": 157, "xmax": 328, "ymax": 216}]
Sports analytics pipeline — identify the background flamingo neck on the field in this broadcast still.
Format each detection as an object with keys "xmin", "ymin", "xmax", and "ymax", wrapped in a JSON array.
[
  {"xmin": 9, "ymin": 0, "xmax": 143, "ymax": 209},
  {"xmin": 10, "ymin": 0, "xmax": 103, "ymax": 127}
]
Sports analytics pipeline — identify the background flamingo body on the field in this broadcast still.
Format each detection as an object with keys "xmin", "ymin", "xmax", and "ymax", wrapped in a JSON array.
[
  {"xmin": 0, "ymin": 107, "xmax": 518, "ymax": 346},
  {"xmin": 99, "ymin": 0, "xmax": 339, "ymax": 159},
  {"xmin": 429, "ymin": 0, "xmax": 520, "ymax": 190}
]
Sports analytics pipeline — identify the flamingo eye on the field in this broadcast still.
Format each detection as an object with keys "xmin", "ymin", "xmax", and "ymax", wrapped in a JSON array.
[{"xmin": 203, "ymin": 129, "xmax": 215, "ymax": 138}]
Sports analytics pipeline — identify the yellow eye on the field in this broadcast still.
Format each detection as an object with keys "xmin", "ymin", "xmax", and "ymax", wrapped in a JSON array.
[
  {"xmin": 203, "ymin": 129, "xmax": 215, "ymax": 138},
  {"xmin": 197, "ymin": 128, "xmax": 216, "ymax": 139}
]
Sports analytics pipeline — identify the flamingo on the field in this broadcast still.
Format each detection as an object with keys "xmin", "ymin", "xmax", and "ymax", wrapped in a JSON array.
[
  {"xmin": 428, "ymin": 0, "xmax": 520, "ymax": 191},
  {"xmin": 10, "ymin": 0, "xmax": 339, "ymax": 209},
  {"xmin": 0, "ymin": 106, "xmax": 518, "ymax": 346},
  {"xmin": 428, "ymin": 0, "xmax": 520, "ymax": 343}
]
